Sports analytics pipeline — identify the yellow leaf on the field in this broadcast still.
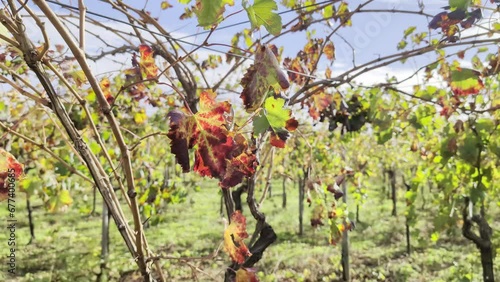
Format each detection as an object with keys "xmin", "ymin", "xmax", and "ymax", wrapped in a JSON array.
[
  {"xmin": 223, "ymin": 211, "xmax": 251, "ymax": 263},
  {"xmin": 134, "ymin": 109, "xmax": 147, "ymax": 124},
  {"xmin": 161, "ymin": 1, "xmax": 172, "ymax": 9}
]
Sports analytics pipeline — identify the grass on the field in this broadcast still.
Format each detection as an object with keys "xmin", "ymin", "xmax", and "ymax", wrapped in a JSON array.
[{"xmin": 0, "ymin": 178, "xmax": 498, "ymax": 281}]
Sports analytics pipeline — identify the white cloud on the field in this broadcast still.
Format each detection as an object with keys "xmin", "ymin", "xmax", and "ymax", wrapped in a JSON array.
[
  {"xmin": 310, "ymin": 63, "xmax": 450, "ymax": 99},
  {"xmin": 12, "ymin": 3, "xmax": 490, "ymax": 112}
]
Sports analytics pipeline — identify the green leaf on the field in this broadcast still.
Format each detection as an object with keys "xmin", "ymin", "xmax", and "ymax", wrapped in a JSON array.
[
  {"xmin": 405, "ymin": 190, "xmax": 417, "ymax": 202},
  {"xmin": 102, "ymin": 130, "xmax": 111, "ymax": 141},
  {"xmin": 21, "ymin": 177, "xmax": 42, "ymax": 196},
  {"xmin": 143, "ymin": 203, "xmax": 152, "ymax": 218},
  {"xmin": 433, "ymin": 155, "xmax": 443, "ymax": 164},
  {"xmin": 253, "ymin": 111, "xmax": 270, "ymax": 136},
  {"xmin": 335, "ymin": 2, "xmax": 351, "ymax": 26},
  {"xmin": 245, "ymin": 0, "xmax": 282, "ymax": 36},
  {"xmin": 89, "ymin": 141, "xmax": 102, "ymax": 155},
  {"xmin": 59, "ymin": 190, "xmax": 73, "ymax": 206},
  {"xmin": 440, "ymin": 136, "xmax": 457, "ymax": 164},
  {"xmin": 323, "ymin": 5, "xmax": 333, "ymax": 18},
  {"xmin": 397, "ymin": 40, "xmax": 407, "ymax": 50},
  {"xmin": 458, "ymin": 135, "xmax": 480, "ymax": 165},
  {"xmin": 253, "ymin": 97, "xmax": 298, "ymax": 148},
  {"xmin": 448, "ymin": 0, "xmax": 470, "ymax": 10},
  {"xmin": 477, "ymin": 47, "xmax": 489, "ymax": 53},
  {"xmin": 195, "ymin": 0, "xmax": 234, "ymax": 27},
  {"xmin": 54, "ymin": 162, "xmax": 70, "ymax": 176},
  {"xmin": 475, "ymin": 118, "xmax": 494, "ymax": 134},
  {"xmin": 87, "ymin": 91, "xmax": 96, "ymax": 103},
  {"xmin": 376, "ymin": 128, "xmax": 393, "ymax": 144},
  {"xmin": 240, "ymin": 45, "xmax": 289, "ymax": 112},
  {"xmin": 470, "ymin": 186, "xmax": 485, "ymax": 203},
  {"xmin": 403, "ymin": 26, "xmax": 416, "ymax": 38},
  {"xmin": 431, "ymin": 232, "xmax": 439, "ymax": 242},
  {"xmin": 255, "ymin": 97, "xmax": 287, "ymax": 133}
]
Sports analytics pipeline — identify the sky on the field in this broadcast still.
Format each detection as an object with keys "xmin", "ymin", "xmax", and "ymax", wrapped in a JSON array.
[{"xmin": 14, "ymin": 0, "xmax": 500, "ymax": 97}]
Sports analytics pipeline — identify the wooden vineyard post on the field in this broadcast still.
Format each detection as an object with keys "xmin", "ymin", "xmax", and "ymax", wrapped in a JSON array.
[{"xmin": 341, "ymin": 179, "xmax": 350, "ymax": 281}]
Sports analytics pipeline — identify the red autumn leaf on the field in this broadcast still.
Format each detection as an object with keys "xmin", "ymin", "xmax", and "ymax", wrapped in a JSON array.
[
  {"xmin": 290, "ymin": 15, "xmax": 312, "ymax": 32},
  {"xmin": 310, "ymin": 205, "xmax": 325, "ymax": 228},
  {"xmin": 0, "ymin": 150, "xmax": 23, "ymax": 178},
  {"xmin": 269, "ymin": 131, "xmax": 288, "ymax": 148},
  {"xmin": 457, "ymin": 50, "xmax": 465, "ymax": 59},
  {"xmin": 0, "ymin": 175, "xmax": 8, "ymax": 201},
  {"xmin": 99, "ymin": 77, "xmax": 115, "ymax": 104},
  {"xmin": 224, "ymin": 211, "xmax": 251, "ymax": 264},
  {"xmin": 240, "ymin": 44, "xmax": 289, "ymax": 113},
  {"xmin": 428, "ymin": 11, "xmax": 461, "ymax": 31},
  {"xmin": 70, "ymin": 70, "xmax": 87, "ymax": 87},
  {"xmin": 283, "ymin": 57, "xmax": 306, "ymax": 84},
  {"xmin": 0, "ymin": 149, "xmax": 24, "ymax": 201},
  {"xmin": 129, "ymin": 84, "xmax": 148, "ymax": 101},
  {"xmin": 438, "ymin": 96, "xmax": 461, "ymax": 118},
  {"xmin": 268, "ymin": 116, "xmax": 298, "ymax": 148},
  {"xmin": 329, "ymin": 221, "xmax": 355, "ymax": 245},
  {"xmin": 335, "ymin": 174, "xmax": 346, "ymax": 186},
  {"xmin": 166, "ymin": 110, "xmax": 193, "ymax": 173},
  {"xmin": 323, "ymin": 41, "xmax": 335, "ymax": 61},
  {"xmin": 167, "ymin": 91, "xmax": 257, "ymax": 188},
  {"xmin": 450, "ymin": 68, "xmax": 484, "ymax": 96},
  {"xmin": 123, "ymin": 52, "xmax": 149, "ymax": 100},
  {"xmin": 460, "ymin": 16, "xmax": 475, "ymax": 29},
  {"xmin": 221, "ymin": 134, "xmax": 257, "ymax": 188},
  {"xmin": 235, "ymin": 268, "xmax": 259, "ymax": 282},
  {"xmin": 180, "ymin": 6, "xmax": 195, "ymax": 20},
  {"xmin": 326, "ymin": 184, "xmax": 344, "ymax": 200},
  {"xmin": 325, "ymin": 67, "xmax": 332, "ymax": 79},
  {"xmin": 55, "ymin": 44, "xmax": 65, "ymax": 53},
  {"xmin": 439, "ymin": 100, "xmax": 453, "ymax": 118},
  {"xmin": 461, "ymin": 9, "xmax": 482, "ymax": 29},
  {"xmin": 138, "ymin": 44, "xmax": 158, "ymax": 79},
  {"xmin": 124, "ymin": 53, "xmax": 141, "ymax": 79},
  {"xmin": 303, "ymin": 39, "xmax": 323, "ymax": 72},
  {"xmin": 308, "ymin": 91, "xmax": 333, "ymax": 120}
]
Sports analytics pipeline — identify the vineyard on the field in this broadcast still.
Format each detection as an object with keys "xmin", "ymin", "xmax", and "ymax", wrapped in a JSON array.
[
  {"xmin": 0, "ymin": 179, "xmax": 497, "ymax": 281},
  {"xmin": 0, "ymin": 0, "xmax": 499, "ymax": 281}
]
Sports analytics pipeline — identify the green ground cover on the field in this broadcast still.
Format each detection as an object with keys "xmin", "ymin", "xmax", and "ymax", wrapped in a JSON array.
[{"xmin": 0, "ymin": 179, "xmax": 498, "ymax": 281}]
